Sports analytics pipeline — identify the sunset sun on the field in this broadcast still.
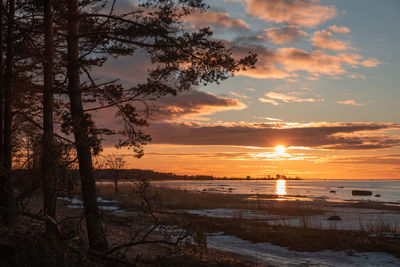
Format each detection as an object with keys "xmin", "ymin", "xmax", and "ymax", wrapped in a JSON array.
[{"xmin": 274, "ymin": 145, "xmax": 287, "ymax": 154}]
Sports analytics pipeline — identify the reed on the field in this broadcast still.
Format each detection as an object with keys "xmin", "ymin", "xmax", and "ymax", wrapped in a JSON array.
[{"xmin": 95, "ymin": 182, "xmax": 324, "ymax": 217}]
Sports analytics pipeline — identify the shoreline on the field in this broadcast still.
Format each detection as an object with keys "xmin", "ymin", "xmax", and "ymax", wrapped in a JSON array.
[{"xmin": 51, "ymin": 181, "xmax": 400, "ymax": 265}]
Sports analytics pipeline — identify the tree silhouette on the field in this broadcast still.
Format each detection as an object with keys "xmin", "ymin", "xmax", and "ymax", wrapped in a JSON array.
[
  {"xmin": 105, "ymin": 154, "xmax": 127, "ymax": 196},
  {"xmin": 0, "ymin": 0, "xmax": 256, "ymax": 252},
  {"xmin": 62, "ymin": 0, "xmax": 256, "ymax": 251}
]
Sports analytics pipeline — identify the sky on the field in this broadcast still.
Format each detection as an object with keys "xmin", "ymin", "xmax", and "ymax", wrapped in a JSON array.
[{"xmin": 97, "ymin": 0, "xmax": 400, "ymax": 179}]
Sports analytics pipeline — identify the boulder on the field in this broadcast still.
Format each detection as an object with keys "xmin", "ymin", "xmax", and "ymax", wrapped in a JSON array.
[
  {"xmin": 352, "ymin": 190, "xmax": 372, "ymax": 196},
  {"xmin": 374, "ymin": 194, "xmax": 381, "ymax": 197}
]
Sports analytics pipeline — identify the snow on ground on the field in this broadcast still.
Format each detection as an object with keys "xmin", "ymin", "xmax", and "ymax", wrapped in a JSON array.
[
  {"xmin": 58, "ymin": 196, "xmax": 123, "ymax": 212},
  {"xmin": 207, "ymin": 233, "xmax": 400, "ymax": 267}
]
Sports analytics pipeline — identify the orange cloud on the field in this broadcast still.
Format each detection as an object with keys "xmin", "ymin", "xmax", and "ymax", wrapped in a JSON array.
[
  {"xmin": 311, "ymin": 30, "xmax": 351, "ymax": 51},
  {"xmin": 146, "ymin": 121, "xmax": 400, "ymax": 150},
  {"xmin": 265, "ymin": 26, "xmax": 307, "ymax": 44},
  {"xmin": 336, "ymin": 100, "xmax": 363, "ymax": 106},
  {"xmin": 232, "ymin": 44, "xmax": 380, "ymax": 79},
  {"xmin": 328, "ymin": 154, "xmax": 400, "ymax": 165},
  {"xmin": 246, "ymin": 0, "xmax": 336, "ymax": 27},
  {"xmin": 260, "ymin": 91, "xmax": 323, "ymax": 105},
  {"xmin": 277, "ymin": 48, "xmax": 379, "ymax": 75},
  {"xmin": 185, "ymin": 10, "xmax": 250, "ymax": 30},
  {"xmin": 232, "ymin": 45, "xmax": 292, "ymax": 79},
  {"xmin": 277, "ymin": 47, "xmax": 345, "ymax": 74},
  {"xmin": 259, "ymin": 97, "xmax": 279, "ymax": 105},
  {"xmin": 361, "ymin": 58, "xmax": 380, "ymax": 67},
  {"xmin": 230, "ymin": 91, "xmax": 249, "ymax": 99},
  {"xmin": 329, "ymin": 25, "xmax": 351, "ymax": 34}
]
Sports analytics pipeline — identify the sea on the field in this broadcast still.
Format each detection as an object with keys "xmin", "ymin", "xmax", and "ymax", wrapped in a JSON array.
[{"xmin": 151, "ymin": 179, "xmax": 400, "ymax": 203}]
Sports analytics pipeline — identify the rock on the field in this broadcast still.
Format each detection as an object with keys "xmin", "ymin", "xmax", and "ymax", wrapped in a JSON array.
[
  {"xmin": 374, "ymin": 194, "xmax": 381, "ymax": 197},
  {"xmin": 352, "ymin": 190, "xmax": 372, "ymax": 196},
  {"xmin": 330, "ymin": 190, "xmax": 336, "ymax": 193},
  {"xmin": 346, "ymin": 249, "xmax": 357, "ymax": 256},
  {"xmin": 327, "ymin": 215, "xmax": 341, "ymax": 221},
  {"xmin": 337, "ymin": 186, "xmax": 344, "ymax": 188}
]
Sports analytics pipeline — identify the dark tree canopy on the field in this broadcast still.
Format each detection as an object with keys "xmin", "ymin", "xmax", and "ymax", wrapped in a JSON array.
[{"xmin": 59, "ymin": 0, "xmax": 257, "ymax": 157}]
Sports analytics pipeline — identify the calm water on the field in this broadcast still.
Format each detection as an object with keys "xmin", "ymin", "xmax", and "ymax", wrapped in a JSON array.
[{"xmin": 151, "ymin": 180, "xmax": 400, "ymax": 203}]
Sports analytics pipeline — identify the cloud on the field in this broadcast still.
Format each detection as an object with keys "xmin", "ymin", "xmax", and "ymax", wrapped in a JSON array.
[
  {"xmin": 253, "ymin": 116, "xmax": 283, "ymax": 121},
  {"xmin": 185, "ymin": 10, "xmax": 250, "ymax": 30},
  {"xmin": 328, "ymin": 155, "xmax": 400, "ymax": 165},
  {"xmin": 230, "ymin": 91, "xmax": 249, "ymax": 99},
  {"xmin": 153, "ymin": 90, "xmax": 247, "ymax": 120},
  {"xmin": 93, "ymin": 50, "xmax": 152, "ymax": 85},
  {"xmin": 245, "ymin": 0, "xmax": 336, "ymax": 27},
  {"xmin": 329, "ymin": 25, "xmax": 351, "ymax": 35},
  {"xmin": 361, "ymin": 58, "xmax": 380, "ymax": 67},
  {"xmin": 276, "ymin": 48, "xmax": 379, "ymax": 75},
  {"xmin": 265, "ymin": 26, "xmax": 307, "ymax": 44},
  {"xmin": 94, "ymin": 44, "xmax": 380, "ymax": 84},
  {"xmin": 311, "ymin": 30, "xmax": 351, "ymax": 51},
  {"xmin": 347, "ymin": 74, "xmax": 366, "ymax": 79},
  {"xmin": 146, "ymin": 121, "xmax": 400, "ymax": 150},
  {"xmin": 336, "ymin": 100, "xmax": 363, "ymax": 106},
  {"xmin": 260, "ymin": 91, "xmax": 323, "ymax": 105},
  {"xmin": 259, "ymin": 98, "xmax": 279, "ymax": 105},
  {"xmin": 233, "ymin": 45, "xmax": 292, "ymax": 79},
  {"xmin": 232, "ymin": 44, "xmax": 380, "ymax": 79}
]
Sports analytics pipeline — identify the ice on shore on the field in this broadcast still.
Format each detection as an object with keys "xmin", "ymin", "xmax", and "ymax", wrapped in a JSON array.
[
  {"xmin": 58, "ymin": 196, "xmax": 121, "ymax": 212},
  {"xmin": 207, "ymin": 234, "xmax": 400, "ymax": 267}
]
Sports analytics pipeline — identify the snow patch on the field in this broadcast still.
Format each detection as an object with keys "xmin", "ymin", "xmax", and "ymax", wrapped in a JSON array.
[{"xmin": 207, "ymin": 234, "xmax": 400, "ymax": 267}]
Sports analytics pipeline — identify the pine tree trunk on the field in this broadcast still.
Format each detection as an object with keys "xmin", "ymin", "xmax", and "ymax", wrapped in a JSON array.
[
  {"xmin": 1, "ymin": 0, "xmax": 15, "ymax": 226},
  {"xmin": 42, "ymin": 0, "xmax": 57, "ymax": 234},
  {"xmin": 0, "ymin": 0, "xmax": 4, "ymax": 164},
  {"xmin": 66, "ymin": 0, "xmax": 108, "ymax": 251}
]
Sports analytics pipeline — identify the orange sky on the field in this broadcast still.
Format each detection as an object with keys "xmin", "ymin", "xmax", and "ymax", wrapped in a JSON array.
[
  {"xmin": 94, "ymin": 0, "xmax": 400, "ymax": 180},
  {"xmin": 103, "ymin": 143, "xmax": 400, "ymax": 179}
]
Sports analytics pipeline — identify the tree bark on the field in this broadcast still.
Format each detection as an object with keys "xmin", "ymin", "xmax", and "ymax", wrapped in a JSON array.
[
  {"xmin": 0, "ymin": 0, "xmax": 4, "ymax": 164},
  {"xmin": 66, "ymin": 0, "xmax": 108, "ymax": 251},
  {"xmin": 0, "ymin": 0, "xmax": 15, "ymax": 226},
  {"xmin": 42, "ymin": 0, "xmax": 57, "ymax": 234}
]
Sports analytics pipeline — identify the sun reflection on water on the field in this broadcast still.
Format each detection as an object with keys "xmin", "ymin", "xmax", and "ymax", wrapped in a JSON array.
[{"xmin": 276, "ymin": 179, "xmax": 287, "ymax": 196}]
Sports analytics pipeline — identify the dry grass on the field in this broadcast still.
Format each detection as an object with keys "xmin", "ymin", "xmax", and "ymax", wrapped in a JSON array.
[
  {"xmin": 94, "ymin": 182, "xmax": 324, "ymax": 218},
  {"xmin": 79, "ymin": 181, "xmax": 400, "ymax": 260},
  {"xmin": 173, "ymin": 213, "xmax": 400, "ymax": 257},
  {"xmin": 358, "ymin": 218, "xmax": 400, "ymax": 234},
  {"xmin": 95, "ymin": 183, "xmax": 400, "ymax": 235}
]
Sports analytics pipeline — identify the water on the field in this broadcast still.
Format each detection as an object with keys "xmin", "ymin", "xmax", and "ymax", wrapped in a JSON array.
[{"xmin": 151, "ymin": 179, "xmax": 400, "ymax": 203}]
